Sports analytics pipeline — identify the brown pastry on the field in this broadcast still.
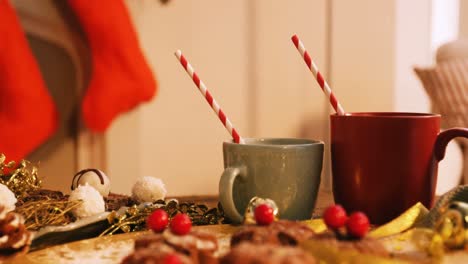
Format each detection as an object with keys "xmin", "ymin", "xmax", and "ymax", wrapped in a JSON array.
[
  {"xmin": 220, "ymin": 242, "xmax": 317, "ymax": 264},
  {"xmin": 230, "ymin": 220, "xmax": 315, "ymax": 247},
  {"xmin": 121, "ymin": 245, "xmax": 192, "ymax": 264},
  {"xmin": 312, "ymin": 231, "xmax": 389, "ymax": 257},
  {"xmin": 124, "ymin": 230, "xmax": 218, "ymax": 264}
]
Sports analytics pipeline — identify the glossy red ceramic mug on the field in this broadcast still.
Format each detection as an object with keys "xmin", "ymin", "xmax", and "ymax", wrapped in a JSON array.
[{"xmin": 330, "ymin": 112, "xmax": 468, "ymax": 224}]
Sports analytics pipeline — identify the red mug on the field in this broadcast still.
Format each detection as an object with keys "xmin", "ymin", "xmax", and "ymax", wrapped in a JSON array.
[{"xmin": 330, "ymin": 112, "xmax": 468, "ymax": 224}]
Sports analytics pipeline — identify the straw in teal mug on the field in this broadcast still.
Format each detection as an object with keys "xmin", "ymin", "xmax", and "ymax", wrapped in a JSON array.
[{"xmin": 219, "ymin": 138, "xmax": 324, "ymax": 223}]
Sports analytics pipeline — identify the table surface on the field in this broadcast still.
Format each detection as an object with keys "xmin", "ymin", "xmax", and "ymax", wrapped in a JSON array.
[{"xmin": 6, "ymin": 191, "xmax": 333, "ymax": 264}]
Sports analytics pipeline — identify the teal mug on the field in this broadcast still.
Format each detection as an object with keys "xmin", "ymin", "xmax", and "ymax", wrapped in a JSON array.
[{"xmin": 219, "ymin": 138, "xmax": 324, "ymax": 223}]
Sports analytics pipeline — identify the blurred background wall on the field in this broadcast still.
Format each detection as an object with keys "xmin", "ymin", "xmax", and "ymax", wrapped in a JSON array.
[{"xmin": 12, "ymin": 0, "xmax": 467, "ymax": 197}]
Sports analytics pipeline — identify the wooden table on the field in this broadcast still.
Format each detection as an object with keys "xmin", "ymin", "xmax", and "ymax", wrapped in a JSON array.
[{"xmin": 8, "ymin": 191, "xmax": 468, "ymax": 263}]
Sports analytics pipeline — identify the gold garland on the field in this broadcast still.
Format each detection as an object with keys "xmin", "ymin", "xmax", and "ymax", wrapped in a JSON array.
[
  {"xmin": 16, "ymin": 197, "xmax": 82, "ymax": 230},
  {"xmin": 0, "ymin": 154, "xmax": 81, "ymax": 231},
  {"xmin": 0, "ymin": 154, "xmax": 41, "ymax": 199}
]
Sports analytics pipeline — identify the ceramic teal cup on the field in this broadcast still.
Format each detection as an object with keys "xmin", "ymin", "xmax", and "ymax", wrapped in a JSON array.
[{"xmin": 219, "ymin": 138, "xmax": 324, "ymax": 223}]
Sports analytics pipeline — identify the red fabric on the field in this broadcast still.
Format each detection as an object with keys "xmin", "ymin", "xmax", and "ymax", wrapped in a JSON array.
[
  {"xmin": 0, "ymin": 0, "xmax": 58, "ymax": 161},
  {"xmin": 68, "ymin": 0, "xmax": 157, "ymax": 132}
]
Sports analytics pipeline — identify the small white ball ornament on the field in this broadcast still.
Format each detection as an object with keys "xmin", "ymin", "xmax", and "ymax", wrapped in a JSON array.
[
  {"xmin": 68, "ymin": 184, "xmax": 105, "ymax": 219},
  {"xmin": 132, "ymin": 176, "xmax": 167, "ymax": 203},
  {"xmin": 0, "ymin": 184, "xmax": 16, "ymax": 213},
  {"xmin": 71, "ymin": 169, "xmax": 111, "ymax": 197}
]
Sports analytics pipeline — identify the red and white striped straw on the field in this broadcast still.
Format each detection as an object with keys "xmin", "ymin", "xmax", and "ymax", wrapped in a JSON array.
[
  {"xmin": 291, "ymin": 35, "xmax": 346, "ymax": 115},
  {"xmin": 175, "ymin": 50, "xmax": 245, "ymax": 144}
]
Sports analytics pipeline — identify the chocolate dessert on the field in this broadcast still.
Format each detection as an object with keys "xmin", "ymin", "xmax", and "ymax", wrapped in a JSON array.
[
  {"xmin": 123, "ymin": 230, "xmax": 218, "ymax": 264},
  {"xmin": 312, "ymin": 232, "xmax": 389, "ymax": 257},
  {"xmin": 121, "ymin": 245, "xmax": 192, "ymax": 264},
  {"xmin": 230, "ymin": 220, "xmax": 315, "ymax": 247},
  {"xmin": 104, "ymin": 193, "xmax": 139, "ymax": 211},
  {"xmin": 220, "ymin": 242, "xmax": 317, "ymax": 264}
]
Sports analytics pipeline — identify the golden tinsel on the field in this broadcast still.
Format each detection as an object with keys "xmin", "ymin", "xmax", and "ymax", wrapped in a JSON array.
[
  {"xmin": 0, "ymin": 154, "xmax": 81, "ymax": 231},
  {"xmin": 15, "ymin": 196, "xmax": 82, "ymax": 231},
  {"xmin": 0, "ymin": 154, "xmax": 41, "ymax": 199}
]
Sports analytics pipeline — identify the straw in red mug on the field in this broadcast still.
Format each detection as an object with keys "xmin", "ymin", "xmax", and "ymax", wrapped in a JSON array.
[
  {"xmin": 174, "ymin": 50, "xmax": 245, "ymax": 144},
  {"xmin": 291, "ymin": 34, "xmax": 346, "ymax": 115}
]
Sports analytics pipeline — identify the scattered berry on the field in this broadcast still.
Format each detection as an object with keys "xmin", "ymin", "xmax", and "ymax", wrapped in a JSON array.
[
  {"xmin": 346, "ymin": 212, "xmax": 370, "ymax": 238},
  {"xmin": 163, "ymin": 253, "xmax": 182, "ymax": 264},
  {"xmin": 147, "ymin": 209, "xmax": 169, "ymax": 232},
  {"xmin": 323, "ymin": 205, "xmax": 348, "ymax": 229},
  {"xmin": 170, "ymin": 213, "xmax": 192, "ymax": 235},
  {"xmin": 254, "ymin": 204, "xmax": 274, "ymax": 225}
]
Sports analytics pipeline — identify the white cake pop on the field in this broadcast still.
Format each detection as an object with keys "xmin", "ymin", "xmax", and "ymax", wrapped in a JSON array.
[
  {"xmin": 0, "ymin": 184, "xmax": 16, "ymax": 213},
  {"xmin": 71, "ymin": 169, "xmax": 111, "ymax": 197},
  {"xmin": 132, "ymin": 176, "xmax": 167, "ymax": 203},
  {"xmin": 68, "ymin": 184, "xmax": 105, "ymax": 219}
]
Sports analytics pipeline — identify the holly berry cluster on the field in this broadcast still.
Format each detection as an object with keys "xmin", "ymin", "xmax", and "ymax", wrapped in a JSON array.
[
  {"xmin": 323, "ymin": 204, "xmax": 370, "ymax": 239},
  {"xmin": 147, "ymin": 209, "xmax": 192, "ymax": 235},
  {"xmin": 146, "ymin": 210, "xmax": 191, "ymax": 264}
]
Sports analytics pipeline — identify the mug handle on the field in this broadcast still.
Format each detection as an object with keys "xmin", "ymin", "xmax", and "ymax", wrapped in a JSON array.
[
  {"xmin": 219, "ymin": 167, "xmax": 245, "ymax": 223},
  {"xmin": 434, "ymin": 127, "xmax": 468, "ymax": 161}
]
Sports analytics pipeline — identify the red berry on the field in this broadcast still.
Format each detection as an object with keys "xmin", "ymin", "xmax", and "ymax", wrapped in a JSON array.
[
  {"xmin": 323, "ymin": 205, "xmax": 348, "ymax": 229},
  {"xmin": 147, "ymin": 209, "xmax": 169, "ymax": 232},
  {"xmin": 346, "ymin": 212, "xmax": 370, "ymax": 238},
  {"xmin": 170, "ymin": 213, "xmax": 192, "ymax": 235},
  {"xmin": 254, "ymin": 204, "xmax": 274, "ymax": 225},
  {"xmin": 163, "ymin": 253, "xmax": 182, "ymax": 264}
]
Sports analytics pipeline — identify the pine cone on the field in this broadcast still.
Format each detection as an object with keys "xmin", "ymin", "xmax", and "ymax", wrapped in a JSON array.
[{"xmin": 0, "ymin": 206, "xmax": 31, "ymax": 259}]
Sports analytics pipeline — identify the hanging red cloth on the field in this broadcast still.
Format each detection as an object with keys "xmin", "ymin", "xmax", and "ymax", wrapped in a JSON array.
[
  {"xmin": 0, "ymin": 0, "xmax": 58, "ymax": 161},
  {"xmin": 68, "ymin": 0, "xmax": 157, "ymax": 132}
]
